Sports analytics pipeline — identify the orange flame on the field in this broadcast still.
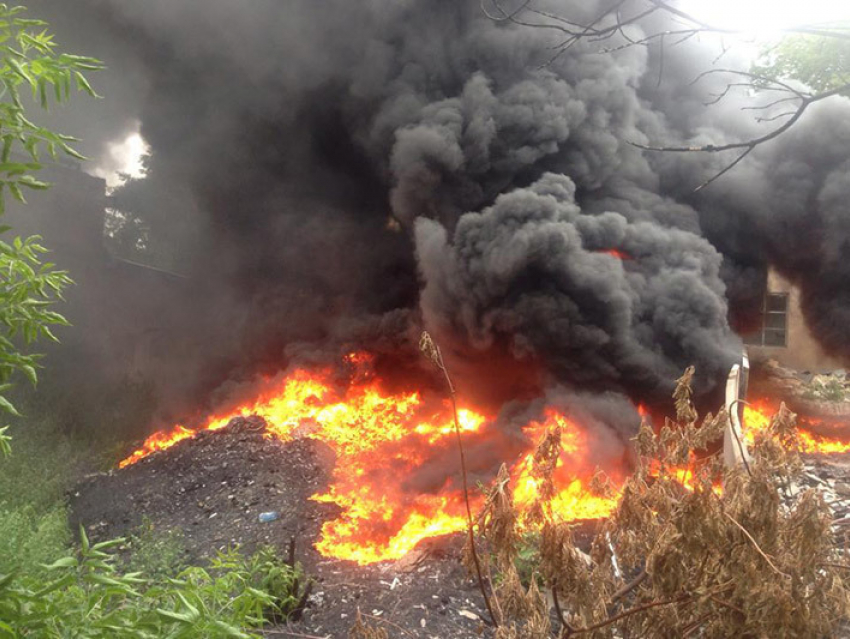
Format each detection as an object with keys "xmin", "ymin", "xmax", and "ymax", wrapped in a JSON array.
[
  {"xmin": 118, "ymin": 425, "xmax": 199, "ymax": 469},
  {"xmin": 124, "ymin": 363, "xmax": 850, "ymax": 565},
  {"xmin": 744, "ymin": 402, "xmax": 850, "ymax": 454},
  {"xmin": 512, "ymin": 410, "xmax": 621, "ymax": 520},
  {"xmin": 119, "ymin": 358, "xmax": 629, "ymax": 564}
]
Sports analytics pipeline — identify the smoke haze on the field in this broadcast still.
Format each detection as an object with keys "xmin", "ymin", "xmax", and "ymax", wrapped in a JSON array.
[{"xmin": 19, "ymin": 0, "xmax": 850, "ymax": 438}]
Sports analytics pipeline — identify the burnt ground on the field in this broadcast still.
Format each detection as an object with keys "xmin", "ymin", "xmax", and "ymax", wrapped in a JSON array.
[
  {"xmin": 70, "ymin": 417, "xmax": 514, "ymax": 638},
  {"xmin": 70, "ymin": 416, "xmax": 850, "ymax": 638}
]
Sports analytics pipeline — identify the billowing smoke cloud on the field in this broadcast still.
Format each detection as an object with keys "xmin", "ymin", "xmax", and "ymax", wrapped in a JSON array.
[
  {"xmin": 22, "ymin": 0, "xmax": 849, "ymax": 437},
  {"xmin": 416, "ymin": 173, "xmax": 737, "ymax": 399}
]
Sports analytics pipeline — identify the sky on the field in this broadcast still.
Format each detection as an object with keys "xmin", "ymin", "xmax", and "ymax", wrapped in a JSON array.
[{"xmin": 681, "ymin": 0, "xmax": 850, "ymax": 35}]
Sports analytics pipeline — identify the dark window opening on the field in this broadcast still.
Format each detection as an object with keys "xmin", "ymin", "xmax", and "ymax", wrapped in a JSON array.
[{"xmin": 743, "ymin": 293, "xmax": 789, "ymax": 347}]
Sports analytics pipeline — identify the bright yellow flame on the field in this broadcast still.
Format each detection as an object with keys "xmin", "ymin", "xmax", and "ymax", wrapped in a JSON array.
[
  {"xmin": 744, "ymin": 402, "xmax": 850, "ymax": 454},
  {"xmin": 126, "ymin": 360, "xmax": 850, "ymax": 566},
  {"xmin": 118, "ymin": 358, "xmax": 632, "ymax": 564}
]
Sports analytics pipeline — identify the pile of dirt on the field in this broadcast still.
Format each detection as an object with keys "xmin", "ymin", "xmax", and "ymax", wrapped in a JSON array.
[{"xmin": 69, "ymin": 417, "xmax": 496, "ymax": 638}]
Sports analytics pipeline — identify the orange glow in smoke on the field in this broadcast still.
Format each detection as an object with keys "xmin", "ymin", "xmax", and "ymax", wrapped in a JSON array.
[{"xmin": 599, "ymin": 248, "xmax": 632, "ymax": 260}]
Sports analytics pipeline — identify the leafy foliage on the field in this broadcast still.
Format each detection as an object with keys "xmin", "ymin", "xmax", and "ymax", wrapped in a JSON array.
[
  {"xmin": 753, "ymin": 33, "xmax": 850, "ymax": 94},
  {"xmin": 0, "ymin": 4, "xmax": 103, "ymax": 449},
  {"xmin": 477, "ymin": 372, "xmax": 848, "ymax": 638},
  {"xmin": 0, "ymin": 532, "xmax": 309, "ymax": 638},
  {"xmin": 124, "ymin": 517, "xmax": 188, "ymax": 580}
]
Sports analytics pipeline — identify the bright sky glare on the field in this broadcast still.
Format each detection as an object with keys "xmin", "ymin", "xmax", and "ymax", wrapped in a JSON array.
[
  {"xmin": 93, "ymin": 128, "xmax": 150, "ymax": 190},
  {"xmin": 680, "ymin": 0, "xmax": 850, "ymax": 36}
]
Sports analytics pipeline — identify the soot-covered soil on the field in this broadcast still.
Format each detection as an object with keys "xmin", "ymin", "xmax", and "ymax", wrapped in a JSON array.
[{"xmin": 70, "ymin": 417, "xmax": 510, "ymax": 638}]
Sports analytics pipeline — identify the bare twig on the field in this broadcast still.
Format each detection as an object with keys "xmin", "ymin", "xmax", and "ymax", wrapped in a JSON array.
[
  {"xmin": 709, "ymin": 594, "xmax": 745, "ymax": 615},
  {"xmin": 481, "ymin": 1, "xmax": 850, "ymax": 187},
  {"xmin": 755, "ymin": 110, "xmax": 798, "ymax": 123},
  {"xmin": 632, "ymin": 81, "xmax": 850, "ymax": 190},
  {"xmin": 741, "ymin": 96, "xmax": 802, "ymax": 112},
  {"xmin": 419, "ymin": 332, "xmax": 498, "ymax": 628},
  {"xmin": 610, "ymin": 567, "xmax": 648, "ymax": 603},
  {"xmin": 359, "ymin": 613, "xmax": 418, "ymax": 637},
  {"xmin": 723, "ymin": 511, "xmax": 790, "ymax": 579},
  {"xmin": 681, "ymin": 612, "xmax": 717, "ymax": 637},
  {"xmin": 693, "ymin": 146, "xmax": 753, "ymax": 192},
  {"xmin": 262, "ymin": 630, "xmax": 329, "ymax": 639},
  {"xmin": 566, "ymin": 593, "xmax": 692, "ymax": 635},
  {"xmin": 550, "ymin": 581, "xmax": 577, "ymax": 636}
]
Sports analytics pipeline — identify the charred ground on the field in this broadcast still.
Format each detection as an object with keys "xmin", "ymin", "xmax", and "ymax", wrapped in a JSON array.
[{"xmin": 70, "ymin": 417, "xmax": 501, "ymax": 638}]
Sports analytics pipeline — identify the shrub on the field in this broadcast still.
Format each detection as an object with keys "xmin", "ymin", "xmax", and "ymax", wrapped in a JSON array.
[
  {"xmin": 0, "ymin": 530, "xmax": 309, "ymax": 638},
  {"xmin": 124, "ymin": 517, "xmax": 188, "ymax": 580}
]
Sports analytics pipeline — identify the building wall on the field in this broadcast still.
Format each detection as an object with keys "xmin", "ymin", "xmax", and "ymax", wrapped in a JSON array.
[
  {"xmin": 3, "ymin": 160, "xmax": 189, "ymax": 383},
  {"xmin": 747, "ymin": 268, "xmax": 845, "ymax": 372}
]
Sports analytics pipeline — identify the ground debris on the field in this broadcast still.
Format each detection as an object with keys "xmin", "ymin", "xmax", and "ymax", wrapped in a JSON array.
[{"xmin": 71, "ymin": 417, "xmax": 487, "ymax": 638}]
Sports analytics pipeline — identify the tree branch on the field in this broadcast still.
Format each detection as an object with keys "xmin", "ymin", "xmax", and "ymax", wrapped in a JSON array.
[{"xmin": 631, "ymin": 81, "xmax": 850, "ymax": 191}]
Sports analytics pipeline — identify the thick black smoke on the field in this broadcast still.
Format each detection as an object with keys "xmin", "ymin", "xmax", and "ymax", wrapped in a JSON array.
[
  {"xmin": 23, "ymin": 0, "xmax": 849, "ymax": 437},
  {"xmin": 416, "ymin": 173, "xmax": 735, "ymax": 399}
]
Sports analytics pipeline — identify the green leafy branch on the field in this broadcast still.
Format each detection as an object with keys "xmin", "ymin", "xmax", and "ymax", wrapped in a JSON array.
[
  {"xmin": 0, "ymin": 4, "xmax": 103, "ymax": 449},
  {"xmin": 0, "ymin": 528, "xmax": 308, "ymax": 638}
]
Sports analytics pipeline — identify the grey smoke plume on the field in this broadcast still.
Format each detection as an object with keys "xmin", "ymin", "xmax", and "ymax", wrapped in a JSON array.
[
  {"xmin": 416, "ymin": 173, "xmax": 737, "ymax": 399},
  {"xmin": 23, "ymin": 0, "xmax": 849, "ymax": 434}
]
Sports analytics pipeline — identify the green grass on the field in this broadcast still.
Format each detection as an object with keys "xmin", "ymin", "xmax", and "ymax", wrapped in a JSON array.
[
  {"xmin": 125, "ymin": 517, "xmax": 188, "ymax": 579},
  {"xmin": 0, "ymin": 418, "xmax": 82, "ymax": 575}
]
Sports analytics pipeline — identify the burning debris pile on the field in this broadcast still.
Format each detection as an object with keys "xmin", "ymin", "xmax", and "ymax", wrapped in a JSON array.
[
  {"xmin": 72, "ymin": 417, "xmax": 495, "ymax": 638},
  {"xmin": 110, "ymin": 352, "xmax": 624, "ymax": 566}
]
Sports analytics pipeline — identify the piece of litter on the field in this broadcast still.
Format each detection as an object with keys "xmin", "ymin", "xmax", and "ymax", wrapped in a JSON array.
[{"xmin": 458, "ymin": 610, "xmax": 479, "ymax": 620}]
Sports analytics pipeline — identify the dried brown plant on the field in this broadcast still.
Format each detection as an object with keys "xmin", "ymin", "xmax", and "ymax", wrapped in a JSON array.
[
  {"xmin": 348, "ymin": 610, "xmax": 389, "ymax": 639},
  {"xmin": 526, "ymin": 425, "xmax": 562, "ymax": 526},
  {"xmin": 479, "ymin": 463, "xmax": 521, "ymax": 570},
  {"xmin": 476, "ymin": 368, "xmax": 848, "ymax": 638}
]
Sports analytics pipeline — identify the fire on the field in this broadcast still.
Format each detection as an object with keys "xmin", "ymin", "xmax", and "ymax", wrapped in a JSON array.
[
  {"xmin": 119, "ymin": 356, "xmax": 622, "ymax": 564},
  {"xmin": 513, "ymin": 410, "xmax": 622, "ymax": 521},
  {"xmin": 744, "ymin": 402, "xmax": 850, "ymax": 454},
  {"xmin": 118, "ymin": 425, "xmax": 199, "ymax": 468},
  {"xmin": 118, "ymin": 366, "xmax": 850, "ymax": 566}
]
